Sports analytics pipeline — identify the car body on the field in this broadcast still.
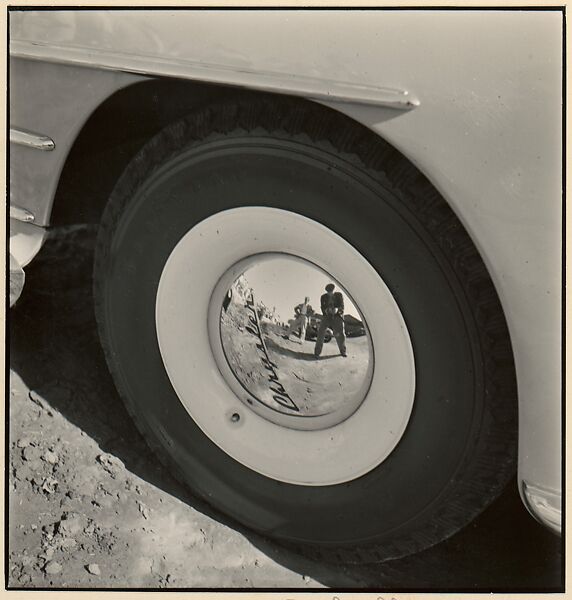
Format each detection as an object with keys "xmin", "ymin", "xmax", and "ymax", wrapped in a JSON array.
[{"xmin": 9, "ymin": 9, "xmax": 562, "ymax": 535}]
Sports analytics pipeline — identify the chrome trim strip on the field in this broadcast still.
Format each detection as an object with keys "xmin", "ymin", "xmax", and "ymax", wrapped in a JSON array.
[
  {"xmin": 10, "ymin": 205, "xmax": 36, "ymax": 223},
  {"xmin": 10, "ymin": 40, "xmax": 419, "ymax": 110},
  {"xmin": 10, "ymin": 127, "xmax": 55, "ymax": 151}
]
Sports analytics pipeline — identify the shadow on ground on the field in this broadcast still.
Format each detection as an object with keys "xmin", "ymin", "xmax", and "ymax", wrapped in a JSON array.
[
  {"xmin": 8, "ymin": 225, "xmax": 563, "ymax": 591},
  {"xmin": 265, "ymin": 337, "xmax": 340, "ymax": 362}
]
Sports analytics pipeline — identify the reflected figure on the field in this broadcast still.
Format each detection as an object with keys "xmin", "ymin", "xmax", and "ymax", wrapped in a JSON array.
[
  {"xmin": 314, "ymin": 283, "xmax": 347, "ymax": 358},
  {"xmin": 283, "ymin": 296, "xmax": 313, "ymax": 343}
]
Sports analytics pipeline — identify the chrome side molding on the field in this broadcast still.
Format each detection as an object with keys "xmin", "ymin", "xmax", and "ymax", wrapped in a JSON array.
[
  {"xmin": 10, "ymin": 127, "xmax": 55, "ymax": 151},
  {"xmin": 10, "ymin": 205, "xmax": 36, "ymax": 223},
  {"xmin": 11, "ymin": 40, "xmax": 419, "ymax": 110}
]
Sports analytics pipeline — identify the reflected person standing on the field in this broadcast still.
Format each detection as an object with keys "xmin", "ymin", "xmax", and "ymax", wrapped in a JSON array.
[
  {"xmin": 283, "ymin": 296, "xmax": 313, "ymax": 342},
  {"xmin": 314, "ymin": 283, "xmax": 347, "ymax": 358}
]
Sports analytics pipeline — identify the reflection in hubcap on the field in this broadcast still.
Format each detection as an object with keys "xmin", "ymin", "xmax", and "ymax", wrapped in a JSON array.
[{"xmin": 217, "ymin": 255, "xmax": 374, "ymax": 430}]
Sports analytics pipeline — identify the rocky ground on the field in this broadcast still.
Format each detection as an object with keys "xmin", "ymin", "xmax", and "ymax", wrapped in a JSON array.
[
  {"xmin": 7, "ymin": 225, "xmax": 563, "ymax": 590},
  {"xmin": 9, "ymin": 367, "xmax": 367, "ymax": 589}
]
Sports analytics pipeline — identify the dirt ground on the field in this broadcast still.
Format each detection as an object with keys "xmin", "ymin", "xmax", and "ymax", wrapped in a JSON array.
[
  {"xmin": 8, "ymin": 225, "xmax": 562, "ymax": 590},
  {"xmin": 8, "ymin": 365, "xmax": 372, "ymax": 589}
]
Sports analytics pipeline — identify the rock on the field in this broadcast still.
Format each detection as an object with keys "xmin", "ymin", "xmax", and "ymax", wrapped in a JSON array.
[
  {"xmin": 84, "ymin": 521, "xmax": 96, "ymax": 536},
  {"xmin": 137, "ymin": 501, "xmax": 150, "ymax": 520},
  {"xmin": 30, "ymin": 524, "xmax": 37, "ymax": 531},
  {"xmin": 59, "ymin": 496, "xmax": 74, "ymax": 510},
  {"xmin": 40, "ymin": 547, "xmax": 55, "ymax": 560},
  {"xmin": 32, "ymin": 477, "xmax": 58, "ymax": 494},
  {"xmin": 42, "ymin": 450, "xmax": 59, "ymax": 465},
  {"xmin": 29, "ymin": 391, "xmax": 53, "ymax": 416},
  {"xmin": 96, "ymin": 453, "xmax": 123, "ymax": 477},
  {"xmin": 41, "ymin": 477, "xmax": 58, "ymax": 494},
  {"xmin": 21, "ymin": 556, "xmax": 33, "ymax": 567},
  {"xmin": 86, "ymin": 563, "xmax": 101, "ymax": 576},
  {"xmin": 59, "ymin": 537, "xmax": 77, "ymax": 550},
  {"xmin": 124, "ymin": 480, "xmax": 143, "ymax": 495},
  {"xmin": 57, "ymin": 512, "xmax": 86, "ymax": 536},
  {"xmin": 93, "ymin": 488, "xmax": 115, "ymax": 508},
  {"xmin": 17, "ymin": 438, "xmax": 30, "ymax": 449},
  {"xmin": 22, "ymin": 446, "xmax": 41, "ymax": 462},
  {"xmin": 44, "ymin": 561, "xmax": 62, "ymax": 575}
]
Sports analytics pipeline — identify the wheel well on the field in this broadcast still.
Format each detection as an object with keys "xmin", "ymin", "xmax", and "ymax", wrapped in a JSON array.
[
  {"xmin": 51, "ymin": 78, "xmax": 244, "ymax": 225},
  {"xmin": 50, "ymin": 76, "xmax": 424, "ymax": 227}
]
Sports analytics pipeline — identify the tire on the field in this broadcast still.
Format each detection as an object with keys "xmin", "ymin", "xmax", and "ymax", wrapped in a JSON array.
[{"xmin": 94, "ymin": 95, "xmax": 517, "ymax": 563}]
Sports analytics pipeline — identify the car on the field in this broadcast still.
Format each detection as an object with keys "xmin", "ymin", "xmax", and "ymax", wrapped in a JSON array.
[
  {"xmin": 9, "ymin": 9, "xmax": 562, "ymax": 563},
  {"xmin": 343, "ymin": 314, "xmax": 366, "ymax": 338},
  {"xmin": 304, "ymin": 315, "xmax": 333, "ymax": 343},
  {"xmin": 303, "ymin": 314, "xmax": 365, "ymax": 341}
]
